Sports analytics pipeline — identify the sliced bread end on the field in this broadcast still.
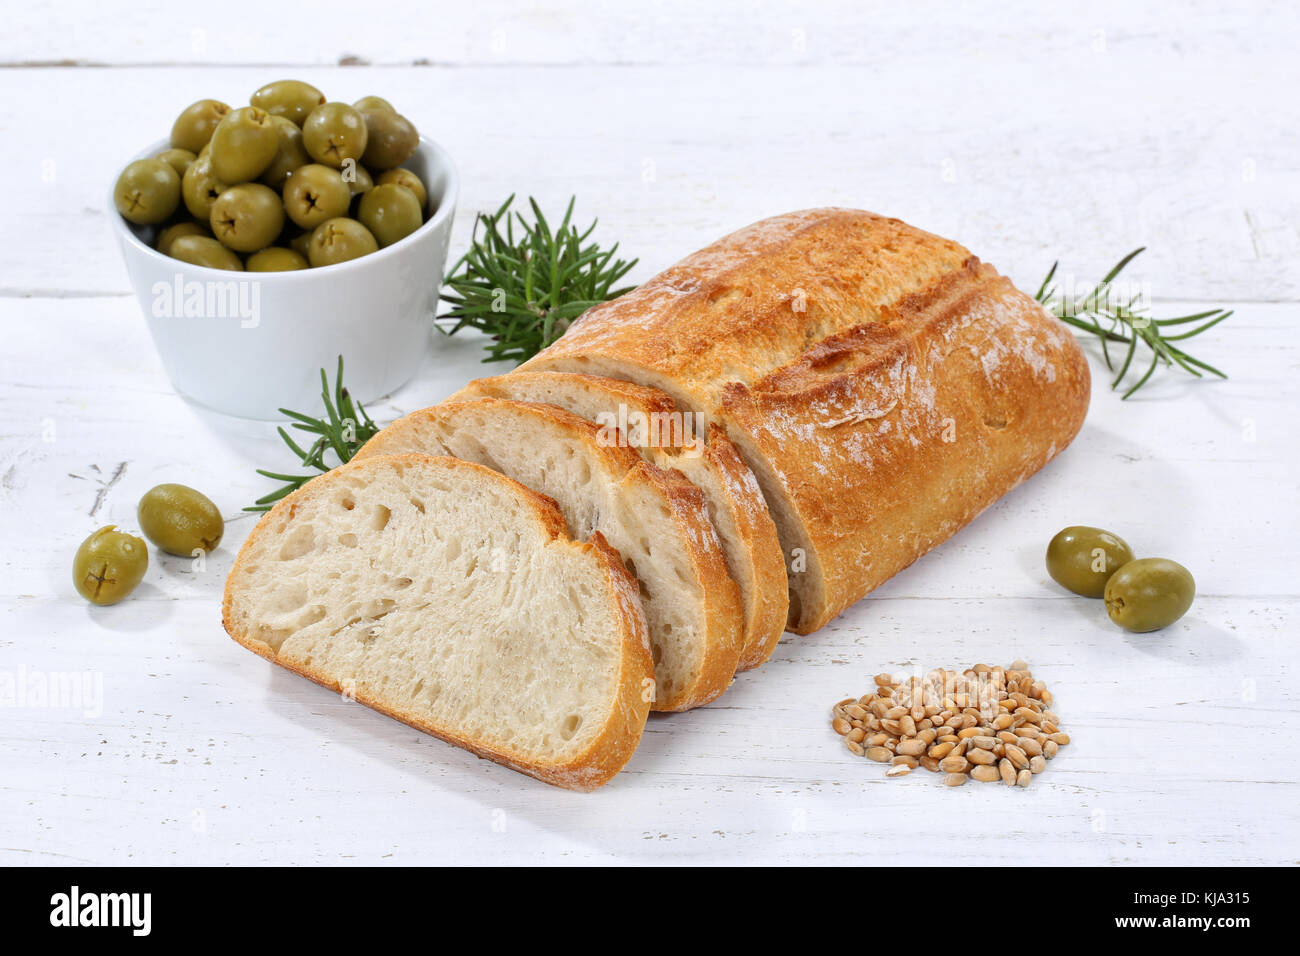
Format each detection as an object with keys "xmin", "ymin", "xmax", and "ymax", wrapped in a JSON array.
[{"xmin": 223, "ymin": 453, "xmax": 653, "ymax": 791}]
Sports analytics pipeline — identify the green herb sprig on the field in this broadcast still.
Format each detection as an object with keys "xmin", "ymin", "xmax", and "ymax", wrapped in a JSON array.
[
  {"xmin": 246, "ymin": 357, "xmax": 380, "ymax": 512},
  {"xmin": 440, "ymin": 195, "xmax": 638, "ymax": 364},
  {"xmin": 1035, "ymin": 248, "xmax": 1232, "ymax": 398}
]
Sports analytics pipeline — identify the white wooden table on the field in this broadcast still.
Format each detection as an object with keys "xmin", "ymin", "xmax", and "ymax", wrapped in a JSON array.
[{"xmin": 2, "ymin": 1, "xmax": 1296, "ymax": 866}]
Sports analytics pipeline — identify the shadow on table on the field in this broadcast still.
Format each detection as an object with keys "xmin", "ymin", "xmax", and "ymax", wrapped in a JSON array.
[
  {"xmin": 83, "ymin": 582, "xmax": 176, "ymax": 631},
  {"xmin": 253, "ymin": 663, "xmax": 684, "ymax": 852},
  {"xmin": 1114, "ymin": 614, "xmax": 1243, "ymax": 663}
]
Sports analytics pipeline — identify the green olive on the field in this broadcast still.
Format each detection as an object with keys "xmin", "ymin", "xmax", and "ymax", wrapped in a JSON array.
[
  {"xmin": 375, "ymin": 168, "xmax": 427, "ymax": 210},
  {"xmin": 282, "ymin": 163, "xmax": 352, "ymax": 229},
  {"xmin": 167, "ymin": 235, "xmax": 244, "ymax": 271},
  {"xmin": 73, "ymin": 525, "xmax": 148, "ymax": 606},
  {"xmin": 358, "ymin": 109, "xmax": 418, "ymax": 170},
  {"xmin": 156, "ymin": 220, "xmax": 210, "ymax": 256},
  {"xmin": 1104, "ymin": 558, "xmax": 1195, "ymax": 633},
  {"xmin": 301, "ymin": 102, "xmax": 368, "ymax": 169},
  {"xmin": 357, "ymin": 183, "xmax": 423, "ymax": 247},
  {"xmin": 138, "ymin": 484, "xmax": 224, "ymax": 556},
  {"xmin": 246, "ymin": 246, "xmax": 310, "ymax": 271},
  {"xmin": 288, "ymin": 230, "xmax": 314, "ymax": 259},
  {"xmin": 308, "ymin": 217, "xmax": 378, "ymax": 267},
  {"xmin": 341, "ymin": 161, "xmax": 373, "ymax": 197},
  {"xmin": 114, "ymin": 159, "xmax": 181, "ymax": 225},
  {"xmin": 250, "ymin": 79, "xmax": 326, "ymax": 126},
  {"xmin": 155, "ymin": 147, "xmax": 197, "ymax": 178},
  {"xmin": 208, "ymin": 106, "xmax": 279, "ymax": 183},
  {"xmin": 210, "ymin": 183, "xmax": 285, "ymax": 253},
  {"xmin": 180, "ymin": 151, "xmax": 229, "ymax": 220},
  {"xmin": 352, "ymin": 95, "xmax": 395, "ymax": 113},
  {"xmin": 1045, "ymin": 526, "xmax": 1135, "ymax": 598},
  {"xmin": 170, "ymin": 99, "xmax": 231, "ymax": 153},
  {"xmin": 258, "ymin": 115, "xmax": 313, "ymax": 190}
]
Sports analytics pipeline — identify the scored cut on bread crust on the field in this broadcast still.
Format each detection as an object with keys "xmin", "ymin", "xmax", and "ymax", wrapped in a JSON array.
[
  {"xmin": 223, "ymin": 453, "xmax": 653, "ymax": 791},
  {"xmin": 520, "ymin": 208, "xmax": 1090, "ymax": 633},
  {"xmin": 449, "ymin": 370, "xmax": 788, "ymax": 670},
  {"xmin": 720, "ymin": 260, "xmax": 1090, "ymax": 631},
  {"xmin": 520, "ymin": 208, "xmax": 974, "ymax": 414},
  {"xmin": 356, "ymin": 400, "xmax": 743, "ymax": 711}
]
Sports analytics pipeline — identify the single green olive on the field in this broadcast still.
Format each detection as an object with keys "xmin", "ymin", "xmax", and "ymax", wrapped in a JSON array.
[
  {"xmin": 246, "ymin": 246, "xmax": 310, "ymax": 271},
  {"xmin": 170, "ymin": 99, "xmax": 231, "ymax": 153},
  {"xmin": 358, "ymin": 109, "xmax": 418, "ymax": 170},
  {"xmin": 375, "ymin": 168, "xmax": 427, "ymax": 210},
  {"xmin": 210, "ymin": 183, "xmax": 285, "ymax": 253},
  {"xmin": 155, "ymin": 147, "xmax": 197, "ymax": 178},
  {"xmin": 341, "ymin": 160, "xmax": 373, "ymax": 197},
  {"xmin": 250, "ymin": 79, "xmax": 326, "ymax": 126},
  {"xmin": 301, "ymin": 102, "xmax": 368, "ymax": 168},
  {"xmin": 258, "ymin": 115, "xmax": 313, "ymax": 190},
  {"xmin": 1104, "ymin": 558, "xmax": 1195, "ymax": 633},
  {"xmin": 308, "ymin": 217, "xmax": 378, "ymax": 267},
  {"xmin": 282, "ymin": 163, "xmax": 352, "ymax": 229},
  {"xmin": 357, "ymin": 183, "xmax": 422, "ymax": 247},
  {"xmin": 208, "ymin": 106, "xmax": 279, "ymax": 183},
  {"xmin": 167, "ymin": 235, "xmax": 244, "ymax": 271},
  {"xmin": 180, "ymin": 151, "xmax": 229, "ymax": 220},
  {"xmin": 114, "ymin": 159, "xmax": 181, "ymax": 225},
  {"xmin": 138, "ymin": 484, "xmax": 224, "ymax": 556},
  {"xmin": 73, "ymin": 525, "xmax": 148, "ymax": 606},
  {"xmin": 156, "ymin": 220, "xmax": 210, "ymax": 256},
  {"xmin": 352, "ymin": 95, "xmax": 395, "ymax": 114},
  {"xmin": 1045, "ymin": 526, "xmax": 1135, "ymax": 598}
]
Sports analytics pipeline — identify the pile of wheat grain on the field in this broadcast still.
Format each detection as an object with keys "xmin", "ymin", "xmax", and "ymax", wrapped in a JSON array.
[{"xmin": 831, "ymin": 662, "xmax": 1070, "ymax": 787}]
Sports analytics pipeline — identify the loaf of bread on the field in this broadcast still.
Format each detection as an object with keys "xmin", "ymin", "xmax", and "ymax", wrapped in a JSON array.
[
  {"xmin": 522, "ymin": 209, "xmax": 1090, "ymax": 633},
  {"xmin": 448, "ymin": 371, "xmax": 789, "ymax": 670},
  {"xmin": 355, "ymin": 398, "xmax": 743, "ymax": 711},
  {"xmin": 223, "ymin": 453, "xmax": 653, "ymax": 790},
  {"xmin": 224, "ymin": 208, "xmax": 1091, "ymax": 791}
]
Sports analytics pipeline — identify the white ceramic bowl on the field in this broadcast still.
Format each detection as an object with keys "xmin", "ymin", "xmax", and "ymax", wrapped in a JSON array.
[{"xmin": 111, "ymin": 138, "xmax": 458, "ymax": 419}]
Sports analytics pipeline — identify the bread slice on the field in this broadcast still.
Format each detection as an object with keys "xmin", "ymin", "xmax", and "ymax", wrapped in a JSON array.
[
  {"xmin": 355, "ymin": 399, "xmax": 743, "ymax": 711},
  {"xmin": 222, "ymin": 453, "xmax": 653, "ymax": 791},
  {"xmin": 448, "ymin": 371, "xmax": 788, "ymax": 670},
  {"xmin": 521, "ymin": 209, "xmax": 1089, "ymax": 633}
]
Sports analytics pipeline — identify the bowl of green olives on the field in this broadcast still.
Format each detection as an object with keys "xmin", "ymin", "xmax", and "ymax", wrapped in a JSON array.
[{"xmin": 110, "ymin": 82, "xmax": 458, "ymax": 420}]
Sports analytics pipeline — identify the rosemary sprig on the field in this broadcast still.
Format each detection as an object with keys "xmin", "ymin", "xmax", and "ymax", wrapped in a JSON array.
[
  {"xmin": 1035, "ymin": 248, "xmax": 1232, "ymax": 398},
  {"xmin": 440, "ymin": 195, "xmax": 638, "ymax": 364},
  {"xmin": 245, "ymin": 357, "xmax": 380, "ymax": 512}
]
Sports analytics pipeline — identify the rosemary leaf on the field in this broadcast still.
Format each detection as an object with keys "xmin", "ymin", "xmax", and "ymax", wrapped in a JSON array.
[
  {"xmin": 245, "ymin": 357, "xmax": 381, "ymax": 512},
  {"xmin": 1034, "ymin": 248, "xmax": 1231, "ymax": 398},
  {"xmin": 440, "ymin": 195, "xmax": 638, "ymax": 364}
]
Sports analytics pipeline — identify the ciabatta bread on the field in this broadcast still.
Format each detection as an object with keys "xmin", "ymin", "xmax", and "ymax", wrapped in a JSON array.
[
  {"xmin": 356, "ymin": 399, "xmax": 743, "ymax": 711},
  {"xmin": 223, "ymin": 453, "xmax": 653, "ymax": 791},
  {"xmin": 521, "ymin": 209, "xmax": 1090, "ymax": 632},
  {"xmin": 448, "ymin": 371, "xmax": 788, "ymax": 670}
]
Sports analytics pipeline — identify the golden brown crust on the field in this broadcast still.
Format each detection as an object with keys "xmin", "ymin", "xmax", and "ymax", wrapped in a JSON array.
[
  {"xmin": 617, "ymin": 456, "xmax": 743, "ymax": 710},
  {"xmin": 448, "ymin": 372, "xmax": 681, "ymax": 427},
  {"xmin": 722, "ymin": 260, "xmax": 1090, "ymax": 632},
  {"xmin": 356, "ymin": 400, "xmax": 743, "ymax": 711},
  {"xmin": 522, "ymin": 208, "xmax": 972, "ymax": 412},
  {"xmin": 449, "ymin": 371, "xmax": 788, "ymax": 671},
  {"xmin": 688, "ymin": 425, "xmax": 787, "ymax": 668},
  {"xmin": 521, "ymin": 209, "xmax": 1090, "ymax": 633},
  {"xmin": 222, "ymin": 453, "xmax": 653, "ymax": 792}
]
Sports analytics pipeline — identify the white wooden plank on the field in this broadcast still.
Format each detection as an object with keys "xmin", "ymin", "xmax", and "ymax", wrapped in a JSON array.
[
  {"xmin": 3, "ymin": 39, "xmax": 1297, "ymax": 302},
  {"xmin": 3, "ymin": 588, "xmax": 1294, "ymax": 865},
  {"xmin": 3, "ymin": 0, "xmax": 1294, "ymax": 68}
]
